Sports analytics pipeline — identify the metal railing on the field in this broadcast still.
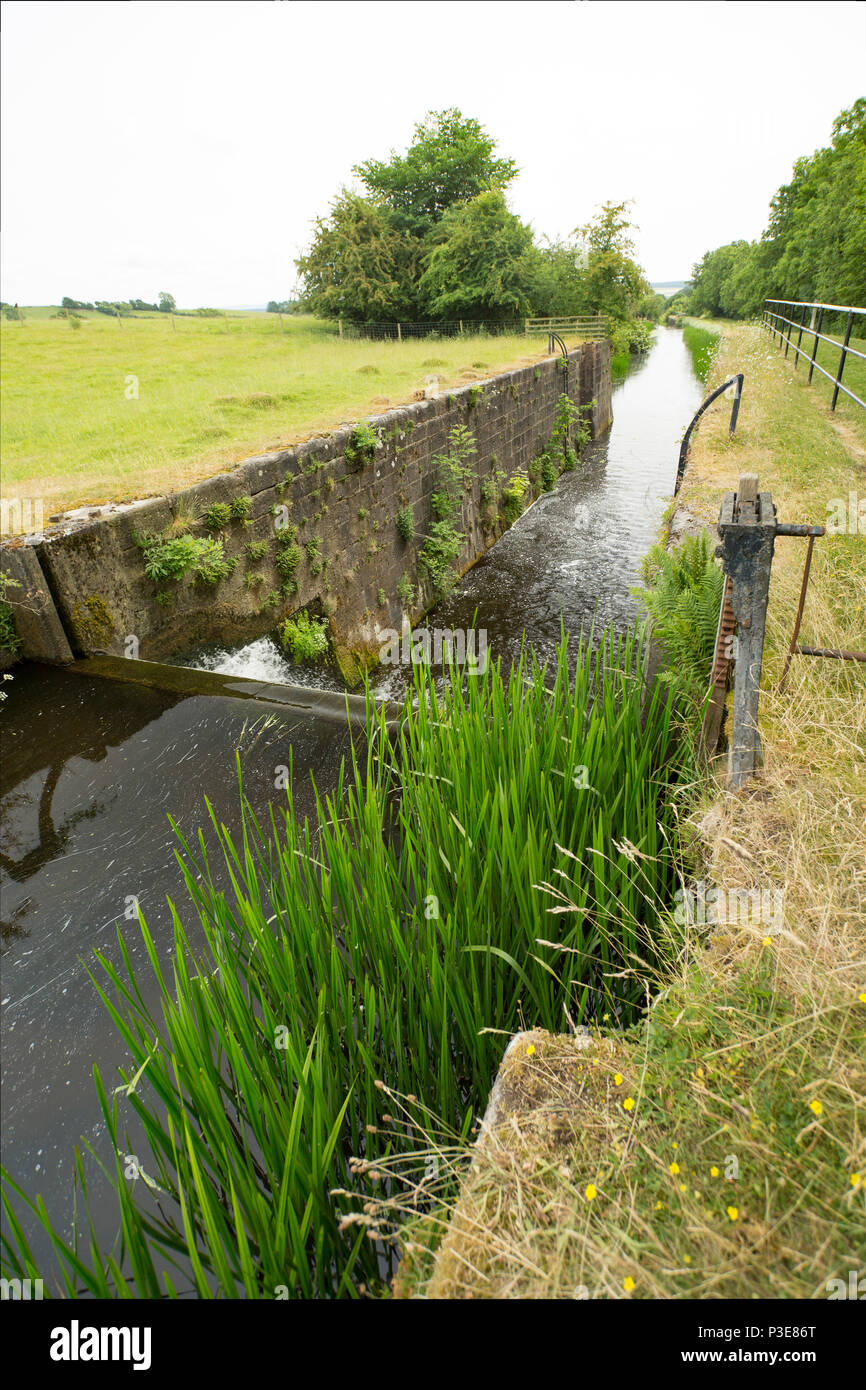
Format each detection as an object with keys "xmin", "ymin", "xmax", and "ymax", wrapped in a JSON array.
[
  {"xmin": 761, "ymin": 299, "xmax": 865, "ymax": 411},
  {"xmin": 674, "ymin": 373, "xmax": 744, "ymax": 494},
  {"xmin": 525, "ymin": 314, "xmax": 608, "ymax": 339}
]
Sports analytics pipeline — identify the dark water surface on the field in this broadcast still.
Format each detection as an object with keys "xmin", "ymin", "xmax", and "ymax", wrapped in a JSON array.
[
  {"xmin": 0, "ymin": 327, "xmax": 703, "ymax": 1281},
  {"xmin": 0, "ymin": 665, "xmax": 355, "ymax": 1280}
]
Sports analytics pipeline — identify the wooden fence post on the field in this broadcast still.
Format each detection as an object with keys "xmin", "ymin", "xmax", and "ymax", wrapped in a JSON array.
[{"xmin": 397, "ymin": 322, "xmax": 402, "ymax": 342}]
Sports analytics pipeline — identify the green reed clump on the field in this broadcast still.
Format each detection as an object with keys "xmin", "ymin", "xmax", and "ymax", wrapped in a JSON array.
[
  {"xmin": 1, "ymin": 627, "xmax": 686, "ymax": 1299},
  {"xmin": 682, "ymin": 322, "xmax": 720, "ymax": 382}
]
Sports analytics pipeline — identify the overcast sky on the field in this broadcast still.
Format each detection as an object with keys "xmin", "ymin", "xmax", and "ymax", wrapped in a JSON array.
[{"xmin": 2, "ymin": 0, "xmax": 863, "ymax": 307}]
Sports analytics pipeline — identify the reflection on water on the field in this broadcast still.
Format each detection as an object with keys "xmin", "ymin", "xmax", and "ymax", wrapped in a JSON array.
[{"xmin": 0, "ymin": 663, "xmax": 355, "ymax": 1281}]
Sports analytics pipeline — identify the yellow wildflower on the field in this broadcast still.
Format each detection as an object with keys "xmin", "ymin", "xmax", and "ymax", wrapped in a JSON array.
[
  {"xmin": 623, "ymin": 1276, "xmax": 635, "ymax": 1293},
  {"xmin": 623, "ymin": 1097, "xmax": 635, "ymax": 1111},
  {"xmin": 669, "ymin": 1162, "xmax": 680, "ymax": 1175},
  {"xmin": 584, "ymin": 1183, "xmax": 597, "ymax": 1201},
  {"xmin": 727, "ymin": 1206, "xmax": 739, "ymax": 1221},
  {"xmin": 808, "ymin": 1099, "xmax": 823, "ymax": 1117},
  {"xmin": 710, "ymin": 1166, "xmax": 720, "ymax": 1178},
  {"xmin": 526, "ymin": 1044, "xmax": 535, "ymax": 1056},
  {"xmin": 613, "ymin": 1073, "xmax": 623, "ymax": 1086}
]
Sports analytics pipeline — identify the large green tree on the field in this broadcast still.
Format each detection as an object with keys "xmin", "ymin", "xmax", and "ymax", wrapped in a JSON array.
[
  {"xmin": 573, "ymin": 201, "xmax": 649, "ymax": 321},
  {"xmin": 354, "ymin": 109, "xmax": 519, "ymax": 238},
  {"xmin": 295, "ymin": 192, "xmax": 421, "ymax": 322},
  {"xmin": 417, "ymin": 189, "xmax": 536, "ymax": 321},
  {"xmin": 296, "ymin": 110, "xmax": 522, "ymax": 322}
]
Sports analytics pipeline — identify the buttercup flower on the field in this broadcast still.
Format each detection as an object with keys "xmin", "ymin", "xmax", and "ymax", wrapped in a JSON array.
[
  {"xmin": 808, "ymin": 1099, "xmax": 823, "ymax": 1117},
  {"xmin": 623, "ymin": 1276, "xmax": 635, "ymax": 1293},
  {"xmin": 585, "ymin": 1183, "xmax": 597, "ymax": 1201},
  {"xmin": 669, "ymin": 1162, "xmax": 680, "ymax": 1175},
  {"xmin": 727, "ymin": 1206, "xmax": 739, "ymax": 1221}
]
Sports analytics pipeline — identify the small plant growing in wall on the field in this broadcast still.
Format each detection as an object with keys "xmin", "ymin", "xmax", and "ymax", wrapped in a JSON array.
[
  {"xmin": 344, "ymin": 422, "xmax": 379, "ymax": 470},
  {"xmin": 397, "ymin": 573, "xmax": 415, "ymax": 609},
  {"xmin": 377, "ymin": 588, "xmax": 387, "ymax": 608},
  {"xmin": 204, "ymin": 502, "xmax": 232, "ymax": 531},
  {"xmin": 502, "ymin": 472, "xmax": 529, "ymax": 525},
  {"xmin": 468, "ymin": 385, "xmax": 483, "ymax": 408},
  {"xmin": 275, "ymin": 537, "xmax": 302, "ymax": 584},
  {"xmin": 246, "ymin": 539, "xmax": 269, "ymax": 563},
  {"xmin": 192, "ymin": 545, "xmax": 238, "ymax": 586},
  {"xmin": 245, "ymin": 571, "xmax": 265, "ymax": 589},
  {"xmin": 280, "ymin": 611, "xmax": 329, "ymax": 661},
  {"xmin": 396, "ymin": 505, "xmax": 414, "ymax": 541},
  {"xmin": 138, "ymin": 532, "xmax": 236, "ymax": 586},
  {"xmin": 419, "ymin": 424, "xmax": 477, "ymax": 599},
  {"xmin": 230, "ymin": 494, "xmax": 253, "ymax": 521},
  {"xmin": 0, "ymin": 572, "xmax": 21, "ymax": 655}
]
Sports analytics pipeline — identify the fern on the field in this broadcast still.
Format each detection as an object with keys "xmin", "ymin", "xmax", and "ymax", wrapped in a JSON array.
[{"xmin": 634, "ymin": 532, "xmax": 723, "ymax": 710}]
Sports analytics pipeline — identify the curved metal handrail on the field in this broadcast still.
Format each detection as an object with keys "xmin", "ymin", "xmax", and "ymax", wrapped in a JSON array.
[{"xmin": 674, "ymin": 373, "xmax": 744, "ymax": 494}]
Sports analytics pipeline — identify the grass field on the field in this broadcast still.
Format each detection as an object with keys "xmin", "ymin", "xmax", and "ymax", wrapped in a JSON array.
[{"xmin": 0, "ymin": 310, "xmax": 583, "ymax": 520}]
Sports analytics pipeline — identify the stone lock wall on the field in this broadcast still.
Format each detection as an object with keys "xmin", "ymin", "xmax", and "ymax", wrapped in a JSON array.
[{"xmin": 1, "ymin": 342, "xmax": 611, "ymax": 676}]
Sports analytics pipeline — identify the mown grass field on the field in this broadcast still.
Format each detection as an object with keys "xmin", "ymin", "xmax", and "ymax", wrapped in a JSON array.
[{"xmin": 0, "ymin": 310, "xmax": 582, "ymax": 519}]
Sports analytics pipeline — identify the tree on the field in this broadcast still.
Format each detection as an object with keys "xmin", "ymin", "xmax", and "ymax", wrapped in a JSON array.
[
  {"xmin": 295, "ymin": 191, "xmax": 421, "ymax": 323},
  {"xmin": 354, "ymin": 109, "xmax": 519, "ymax": 238},
  {"xmin": 417, "ymin": 189, "xmax": 536, "ymax": 321},
  {"xmin": 158, "ymin": 291, "xmax": 176, "ymax": 313},
  {"xmin": 686, "ymin": 100, "xmax": 866, "ymax": 319},
  {"xmin": 574, "ymin": 201, "xmax": 648, "ymax": 321},
  {"xmin": 527, "ymin": 237, "xmax": 590, "ymax": 317}
]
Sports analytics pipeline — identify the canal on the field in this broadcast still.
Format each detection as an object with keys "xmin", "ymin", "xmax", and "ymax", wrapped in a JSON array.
[{"xmin": 0, "ymin": 326, "xmax": 705, "ymax": 1281}]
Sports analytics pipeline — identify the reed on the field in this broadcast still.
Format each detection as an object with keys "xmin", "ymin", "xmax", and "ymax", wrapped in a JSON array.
[{"xmin": 2, "ymin": 627, "xmax": 687, "ymax": 1297}]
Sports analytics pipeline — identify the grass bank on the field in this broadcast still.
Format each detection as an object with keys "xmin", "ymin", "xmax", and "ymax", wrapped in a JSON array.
[
  {"xmin": 396, "ymin": 321, "xmax": 865, "ymax": 1299},
  {"xmin": 1, "ymin": 311, "xmax": 588, "ymax": 518}
]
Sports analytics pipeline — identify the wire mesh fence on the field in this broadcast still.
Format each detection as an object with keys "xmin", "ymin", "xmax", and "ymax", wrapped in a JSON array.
[
  {"xmin": 338, "ymin": 319, "xmax": 526, "ymax": 341},
  {"xmin": 336, "ymin": 314, "xmax": 609, "ymax": 342}
]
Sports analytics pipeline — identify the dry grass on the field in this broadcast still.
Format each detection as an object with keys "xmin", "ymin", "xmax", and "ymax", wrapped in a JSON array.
[{"xmin": 384, "ymin": 322, "xmax": 866, "ymax": 1299}]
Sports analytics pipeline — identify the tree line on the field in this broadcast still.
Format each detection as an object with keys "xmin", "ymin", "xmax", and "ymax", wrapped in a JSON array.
[
  {"xmin": 59, "ymin": 292, "xmax": 177, "ymax": 316},
  {"xmin": 290, "ymin": 108, "xmax": 656, "ymax": 348},
  {"xmin": 676, "ymin": 100, "xmax": 865, "ymax": 321}
]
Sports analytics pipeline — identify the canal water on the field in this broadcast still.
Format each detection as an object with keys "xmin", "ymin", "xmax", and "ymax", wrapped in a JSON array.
[{"xmin": 0, "ymin": 326, "xmax": 704, "ymax": 1282}]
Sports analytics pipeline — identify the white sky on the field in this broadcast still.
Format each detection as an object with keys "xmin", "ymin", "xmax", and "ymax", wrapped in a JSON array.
[{"xmin": 2, "ymin": 0, "xmax": 864, "ymax": 307}]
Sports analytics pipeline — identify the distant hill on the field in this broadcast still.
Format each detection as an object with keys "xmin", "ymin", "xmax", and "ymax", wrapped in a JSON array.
[{"xmin": 651, "ymin": 281, "xmax": 689, "ymax": 295}]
